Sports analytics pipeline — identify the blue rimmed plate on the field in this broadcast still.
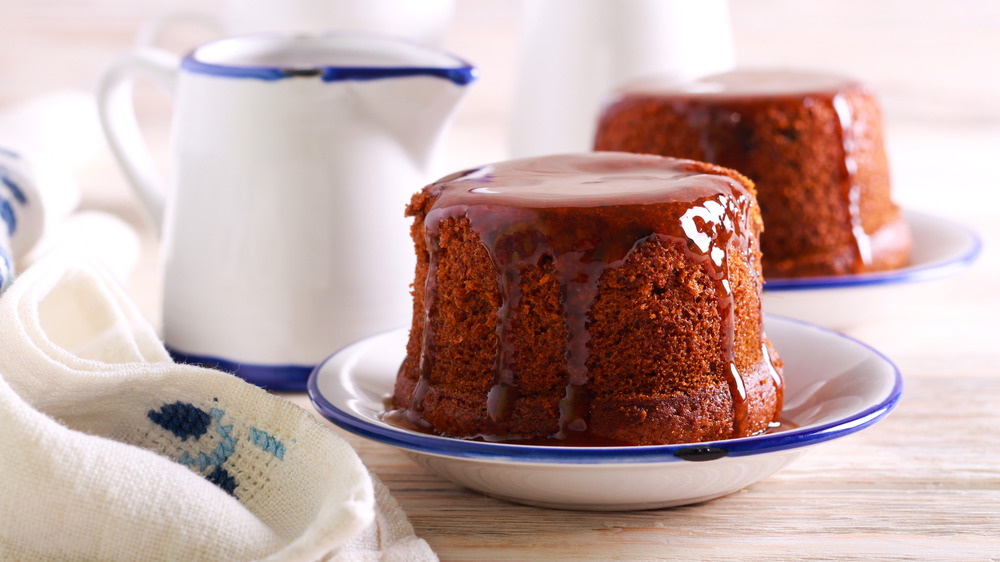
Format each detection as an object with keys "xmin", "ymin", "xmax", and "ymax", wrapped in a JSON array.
[
  {"xmin": 763, "ymin": 209, "xmax": 981, "ymax": 328},
  {"xmin": 308, "ymin": 316, "xmax": 902, "ymax": 510}
]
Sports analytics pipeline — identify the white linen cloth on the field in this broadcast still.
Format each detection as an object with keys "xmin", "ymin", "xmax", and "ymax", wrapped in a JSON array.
[{"xmin": 0, "ymin": 252, "xmax": 435, "ymax": 561}]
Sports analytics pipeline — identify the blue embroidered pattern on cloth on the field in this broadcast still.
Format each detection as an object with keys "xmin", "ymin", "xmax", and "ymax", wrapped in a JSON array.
[
  {"xmin": 249, "ymin": 426, "xmax": 286, "ymax": 460},
  {"xmin": 0, "ymin": 198, "xmax": 17, "ymax": 238},
  {"xmin": 0, "ymin": 148, "xmax": 27, "ymax": 292},
  {"xmin": 0, "ymin": 150, "xmax": 27, "ymax": 237},
  {"xmin": 147, "ymin": 401, "xmax": 287, "ymax": 497},
  {"xmin": 0, "ymin": 250, "xmax": 13, "ymax": 293}
]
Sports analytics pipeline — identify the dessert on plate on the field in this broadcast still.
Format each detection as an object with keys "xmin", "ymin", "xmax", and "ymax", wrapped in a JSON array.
[
  {"xmin": 390, "ymin": 152, "xmax": 783, "ymax": 446},
  {"xmin": 594, "ymin": 69, "xmax": 911, "ymax": 278}
]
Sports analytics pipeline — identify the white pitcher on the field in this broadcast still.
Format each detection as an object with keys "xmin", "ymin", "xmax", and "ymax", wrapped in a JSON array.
[
  {"xmin": 97, "ymin": 33, "xmax": 476, "ymax": 389},
  {"xmin": 508, "ymin": 0, "xmax": 735, "ymax": 157}
]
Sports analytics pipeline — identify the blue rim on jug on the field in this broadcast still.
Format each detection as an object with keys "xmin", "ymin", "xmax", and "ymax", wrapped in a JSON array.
[{"xmin": 180, "ymin": 33, "xmax": 478, "ymax": 86}]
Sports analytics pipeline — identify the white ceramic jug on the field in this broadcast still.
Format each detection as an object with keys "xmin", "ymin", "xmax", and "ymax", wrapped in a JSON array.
[
  {"xmin": 97, "ymin": 33, "xmax": 476, "ymax": 389},
  {"xmin": 509, "ymin": 0, "xmax": 735, "ymax": 157}
]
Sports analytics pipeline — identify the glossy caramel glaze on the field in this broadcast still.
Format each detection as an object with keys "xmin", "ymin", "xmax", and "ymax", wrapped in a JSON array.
[
  {"xmin": 595, "ymin": 69, "xmax": 911, "ymax": 278},
  {"xmin": 392, "ymin": 152, "xmax": 783, "ymax": 446}
]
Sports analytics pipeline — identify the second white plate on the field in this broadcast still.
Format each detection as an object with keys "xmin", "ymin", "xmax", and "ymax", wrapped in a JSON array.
[{"xmin": 762, "ymin": 209, "xmax": 981, "ymax": 328}]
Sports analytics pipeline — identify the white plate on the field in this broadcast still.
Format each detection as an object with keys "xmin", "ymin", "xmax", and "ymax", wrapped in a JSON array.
[
  {"xmin": 762, "ymin": 209, "xmax": 981, "ymax": 328},
  {"xmin": 308, "ymin": 316, "xmax": 902, "ymax": 511}
]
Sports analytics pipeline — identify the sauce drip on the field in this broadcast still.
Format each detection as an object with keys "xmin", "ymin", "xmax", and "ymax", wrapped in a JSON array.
[
  {"xmin": 408, "ymin": 153, "xmax": 768, "ymax": 441},
  {"xmin": 613, "ymin": 69, "xmax": 875, "ymax": 271},
  {"xmin": 831, "ymin": 93, "xmax": 873, "ymax": 268}
]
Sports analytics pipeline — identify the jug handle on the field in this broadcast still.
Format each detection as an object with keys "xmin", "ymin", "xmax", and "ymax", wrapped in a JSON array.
[{"xmin": 96, "ymin": 48, "xmax": 178, "ymax": 233}]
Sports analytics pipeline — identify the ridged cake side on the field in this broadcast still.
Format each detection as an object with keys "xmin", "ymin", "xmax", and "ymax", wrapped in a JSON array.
[
  {"xmin": 392, "ymin": 153, "xmax": 783, "ymax": 446},
  {"xmin": 594, "ymin": 70, "xmax": 911, "ymax": 277}
]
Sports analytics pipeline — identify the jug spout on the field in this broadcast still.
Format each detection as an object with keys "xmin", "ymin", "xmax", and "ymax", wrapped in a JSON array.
[{"xmin": 354, "ymin": 69, "xmax": 476, "ymax": 171}]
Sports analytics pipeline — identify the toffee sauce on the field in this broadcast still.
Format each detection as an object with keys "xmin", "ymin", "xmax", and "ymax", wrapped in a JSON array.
[
  {"xmin": 383, "ymin": 394, "xmax": 798, "ymax": 447},
  {"xmin": 398, "ymin": 153, "xmax": 779, "ymax": 445},
  {"xmin": 614, "ymin": 69, "xmax": 874, "ymax": 270}
]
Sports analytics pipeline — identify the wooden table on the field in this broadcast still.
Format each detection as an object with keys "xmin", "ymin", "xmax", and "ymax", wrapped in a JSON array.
[
  {"xmin": 282, "ymin": 210, "xmax": 1000, "ymax": 560},
  {"xmin": 3, "ymin": 0, "xmax": 998, "ymax": 559}
]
